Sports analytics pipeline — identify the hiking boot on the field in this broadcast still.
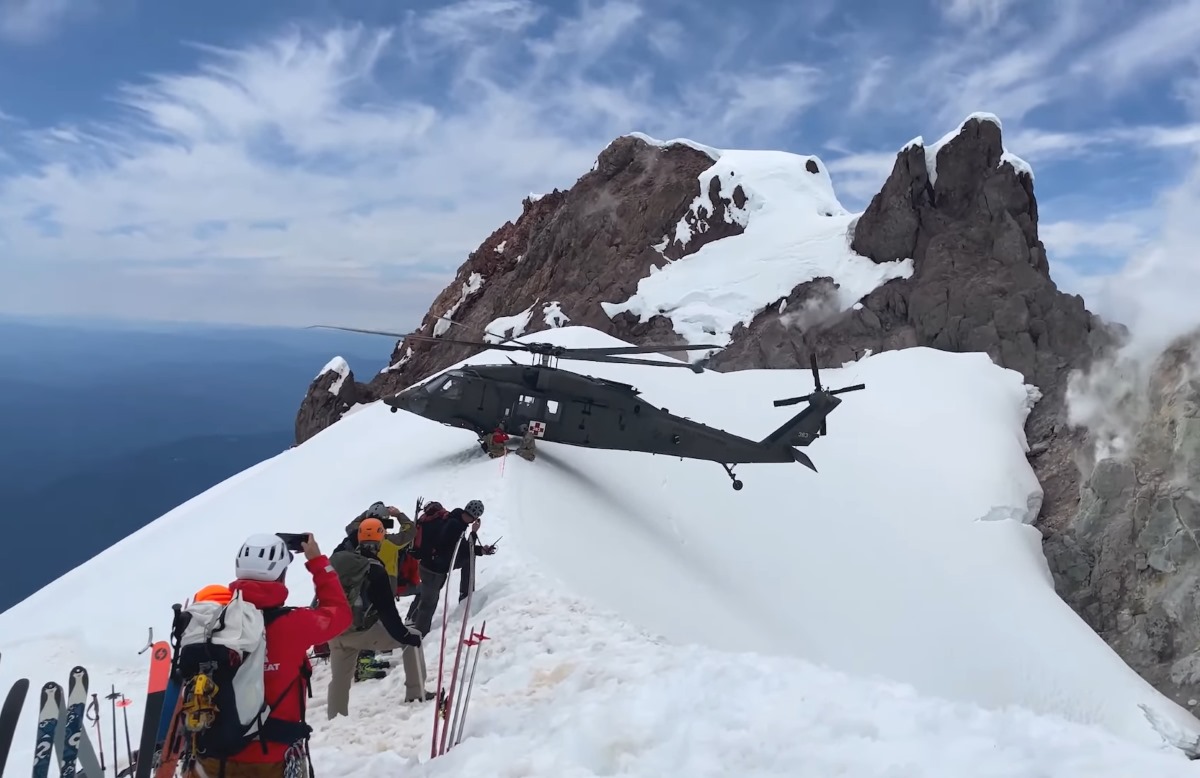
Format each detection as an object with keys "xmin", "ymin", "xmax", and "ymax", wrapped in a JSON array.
[
  {"xmin": 355, "ymin": 665, "xmax": 387, "ymax": 682},
  {"xmin": 405, "ymin": 690, "xmax": 436, "ymax": 702},
  {"xmin": 358, "ymin": 655, "xmax": 391, "ymax": 671}
]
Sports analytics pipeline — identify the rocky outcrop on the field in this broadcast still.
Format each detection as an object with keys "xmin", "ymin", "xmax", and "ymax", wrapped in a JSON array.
[
  {"xmin": 708, "ymin": 117, "xmax": 1114, "ymax": 536},
  {"xmin": 294, "ymin": 358, "xmax": 374, "ymax": 445},
  {"xmin": 362, "ymin": 135, "xmax": 747, "ymax": 401},
  {"xmin": 1047, "ymin": 332, "xmax": 1200, "ymax": 710},
  {"xmin": 293, "ymin": 135, "xmax": 754, "ymax": 443}
]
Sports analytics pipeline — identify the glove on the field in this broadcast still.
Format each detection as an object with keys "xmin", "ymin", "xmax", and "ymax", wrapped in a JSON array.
[
  {"xmin": 481, "ymin": 544, "xmax": 497, "ymax": 556},
  {"xmin": 398, "ymin": 628, "xmax": 422, "ymax": 647}
]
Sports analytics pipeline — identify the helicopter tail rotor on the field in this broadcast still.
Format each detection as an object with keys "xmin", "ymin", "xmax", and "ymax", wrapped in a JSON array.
[{"xmin": 771, "ymin": 354, "xmax": 865, "ymax": 437}]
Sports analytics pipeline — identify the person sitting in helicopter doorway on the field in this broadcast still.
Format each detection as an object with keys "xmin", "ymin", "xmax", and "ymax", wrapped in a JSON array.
[{"xmin": 516, "ymin": 423, "xmax": 537, "ymax": 462}]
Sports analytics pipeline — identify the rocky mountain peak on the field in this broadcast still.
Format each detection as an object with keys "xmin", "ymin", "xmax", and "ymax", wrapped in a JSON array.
[
  {"xmin": 291, "ymin": 112, "xmax": 1200, "ymax": 710},
  {"xmin": 710, "ymin": 114, "xmax": 1111, "ymax": 544}
]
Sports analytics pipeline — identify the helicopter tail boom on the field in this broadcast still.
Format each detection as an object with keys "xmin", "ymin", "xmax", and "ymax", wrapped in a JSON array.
[{"xmin": 759, "ymin": 392, "xmax": 842, "ymax": 450}]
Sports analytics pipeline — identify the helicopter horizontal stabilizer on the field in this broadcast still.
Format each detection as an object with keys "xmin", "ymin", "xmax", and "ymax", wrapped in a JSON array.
[{"xmin": 791, "ymin": 448, "xmax": 817, "ymax": 471}]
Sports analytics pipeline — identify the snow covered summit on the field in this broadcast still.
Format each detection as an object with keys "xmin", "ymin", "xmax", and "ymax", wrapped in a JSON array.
[
  {"xmin": 2, "ymin": 326, "xmax": 1199, "ymax": 775},
  {"xmin": 598, "ymin": 135, "xmax": 912, "ymax": 356}
]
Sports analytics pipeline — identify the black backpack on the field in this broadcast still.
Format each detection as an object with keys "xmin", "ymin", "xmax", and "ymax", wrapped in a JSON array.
[{"xmin": 410, "ymin": 501, "xmax": 448, "ymax": 562}]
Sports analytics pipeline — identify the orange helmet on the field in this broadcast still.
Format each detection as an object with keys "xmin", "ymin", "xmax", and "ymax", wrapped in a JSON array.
[
  {"xmin": 358, "ymin": 518, "xmax": 385, "ymax": 543},
  {"xmin": 193, "ymin": 584, "xmax": 233, "ymax": 605}
]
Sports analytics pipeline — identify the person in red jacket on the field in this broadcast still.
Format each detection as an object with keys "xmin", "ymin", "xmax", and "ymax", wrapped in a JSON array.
[
  {"xmin": 486, "ymin": 425, "xmax": 509, "ymax": 458},
  {"xmin": 195, "ymin": 532, "xmax": 351, "ymax": 778}
]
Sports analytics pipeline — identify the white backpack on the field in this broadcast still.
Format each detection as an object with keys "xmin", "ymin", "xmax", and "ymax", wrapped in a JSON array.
[{"xmin": 172, "ymin": 592, "xmax": 280, "ymax": 758}]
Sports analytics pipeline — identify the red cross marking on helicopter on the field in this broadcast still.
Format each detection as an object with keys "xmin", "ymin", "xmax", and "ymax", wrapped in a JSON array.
[{"xmin": 528, "ymin": 421, "xmax": 546, "ymax": 437}]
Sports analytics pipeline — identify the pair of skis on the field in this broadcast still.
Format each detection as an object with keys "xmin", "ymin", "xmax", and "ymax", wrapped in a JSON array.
[
  {"xmin": 31, "ymin": 665, "xmax": 105, "ymax": 778},
  {"xmin": 429, "ymin": 530, "xmax": 491, "ymax": 758}
]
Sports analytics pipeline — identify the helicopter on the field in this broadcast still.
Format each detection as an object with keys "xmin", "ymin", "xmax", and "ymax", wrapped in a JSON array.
[{"xmin": 308, "ymin": 324, "xmax": 865, "ymax": 489}]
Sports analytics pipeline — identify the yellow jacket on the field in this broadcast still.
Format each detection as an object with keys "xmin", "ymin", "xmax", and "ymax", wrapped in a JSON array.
[{"xmin": 343, "ymin": 514, "xmax": 416, "ymax": 588}]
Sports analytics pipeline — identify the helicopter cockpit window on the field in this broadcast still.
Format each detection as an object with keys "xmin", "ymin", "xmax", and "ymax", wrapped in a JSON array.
[
  {"xmin": 439, "ymin": 376, "xmax": 462, "ymax": 399},
  {"xmin": 422, "ymin": 373, "xmax": 463, "ymax": 399}
]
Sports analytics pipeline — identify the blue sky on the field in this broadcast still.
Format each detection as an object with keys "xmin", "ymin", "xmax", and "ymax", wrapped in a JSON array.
[{"xmin": 0, "ymin": 0, "xmax": 1198, "ymax": 335}]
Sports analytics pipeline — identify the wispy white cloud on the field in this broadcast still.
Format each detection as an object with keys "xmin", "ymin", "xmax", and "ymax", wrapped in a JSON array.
[
  {"xmin": 4, "ymin": 0, "xmax": 1200, "ymax": 331},
  {"xmin": 1040, "ymin": 219, "xmax": 1153, "ymax": 260},
  {"xmin": 1073, "ymin": 0, "xmax": 1200, "ymax": 91},
  {"xmin": 933, "ymin": 0, "xmax": 1026, "ymax": 28},
  {"xmin": 0, "ymin": 0, "xmax": 836, "ymax": 328},
  {"xmin": 0, "ymin": 0, "xmax": 83, "ymax": 42},
  {"xmin": 824, "ymin": 151, "xmax": 898, "ymax": 206}
]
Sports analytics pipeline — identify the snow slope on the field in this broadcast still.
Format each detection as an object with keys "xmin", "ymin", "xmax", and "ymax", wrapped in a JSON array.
[
  {"xmin": 2, "ymin": 327, "xmax": 1198, "ymax": 776},
  {"xmin": 600, "ymin": 135, "xmax": 913, "ymax": 357}
]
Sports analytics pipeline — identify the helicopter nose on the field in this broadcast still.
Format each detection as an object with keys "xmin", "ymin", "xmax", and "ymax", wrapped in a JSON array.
[{"xmin": 386, "ymin": 387, "xmax": 426, "ymax": 415}]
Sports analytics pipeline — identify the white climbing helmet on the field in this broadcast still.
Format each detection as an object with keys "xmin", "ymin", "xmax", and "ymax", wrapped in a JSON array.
[{"xmin": 235, "ymin": 533, "xmax": 294, "ymax": 582}]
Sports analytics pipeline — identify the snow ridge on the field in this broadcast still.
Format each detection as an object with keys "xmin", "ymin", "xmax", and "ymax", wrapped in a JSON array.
[
  {"xmin": 485, "ymin": 305, "xmax": 535, "ymax": 343},
  {"xmin": 622, "ymin": 131, "xmax": 723, "ymax": 161}
]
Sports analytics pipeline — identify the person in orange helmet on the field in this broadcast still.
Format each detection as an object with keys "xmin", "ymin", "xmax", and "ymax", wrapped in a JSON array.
[
  {"xmin": 153, "ymin": 582, "xmax": 236, "ymax": 762},
  {"xmin": 326, "ymin": 518, "xmax": 428, "ymax": 717},
  {"xmin": 193, "ymin": 584, "xmax": 233, "ymax": 605}
]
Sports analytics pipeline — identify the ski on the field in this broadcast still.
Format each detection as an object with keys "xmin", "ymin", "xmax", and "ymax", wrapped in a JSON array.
[
  {"xmin": 55, "ymin": 667, "xmax": 103, "ymax": 778},
  {"xmin": 151, "ymin": 693, "xmax": 184, "ymax": 778},
  {"xmin": 0, "ymin": 676, "xmax": 30, "ymax": 776},
  {"xmin": 430, "ymin": 529, "xmax": 467, "ymax": 758},
  {"xmin": 32, "ymin": 682, "xmax": 61, "ymax": 778},
  {"xmin": 133, "ymin": 641, "xmax": 172, "ymax": 778},
  {"xmin": 451, "ymin": 621, "xmax": 489, "ymax": 748},
  {"xmin": 447, "ymin": 549, "xmax": 481, "ymax": 749},
  {"xmin": 58, "ymin": 666, "xmax": 88, "ymax": 776},
  {"xmin": 436, "ymin": 531, "xmax": 477, "ymax": 757}
]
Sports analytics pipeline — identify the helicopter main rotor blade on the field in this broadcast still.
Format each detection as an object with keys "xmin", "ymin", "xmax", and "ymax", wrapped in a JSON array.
[
  {"xmin": 561, "ymin": 343, "xmax": 723, "ymax": 357},
  {"xmin": 563, "ymin": 353, "xmax": 706, "ymax": 372},
  {"xmin": 307, "ymin": 324, "xmax": 414, "ymax": 338}
]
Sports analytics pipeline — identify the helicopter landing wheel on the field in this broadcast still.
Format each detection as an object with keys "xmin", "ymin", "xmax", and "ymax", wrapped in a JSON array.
[
  {"xmin": 720, "ymin": 463, "xmax": 743, "ymax": 490},
  {"xmin": 389, "ymin": 405, "xmax": 398, "ymax": 414},
  {"xmin": 732, "ymin": 479, "xmax": 743, "ymax": 490}
]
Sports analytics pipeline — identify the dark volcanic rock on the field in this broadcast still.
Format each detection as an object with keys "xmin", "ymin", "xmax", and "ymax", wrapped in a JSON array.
[
  {"xmin": 1048, "ymin": 331, "xmax": 1200, "ymax": 710},
  {"xmin": 362, "ymin": 134, "xmax": 746, "ymax": 399},
  {"xmin": 294, "ymin": 358, "xmax": 375, "ymax": 445},
  {"xmin": 710, "ymin": 116, "xmax": 1113, "ymax": 541}
]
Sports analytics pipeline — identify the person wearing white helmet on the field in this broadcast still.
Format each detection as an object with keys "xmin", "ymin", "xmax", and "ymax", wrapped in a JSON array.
[{"xmin": 197, "ymin": 532, "xmax": 351, "ymax": 778}]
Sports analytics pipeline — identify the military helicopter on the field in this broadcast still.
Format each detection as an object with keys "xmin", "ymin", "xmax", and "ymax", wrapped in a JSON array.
[{"xmin": 308, "ymin": 324, "xmax": 865, "ymax": 489}]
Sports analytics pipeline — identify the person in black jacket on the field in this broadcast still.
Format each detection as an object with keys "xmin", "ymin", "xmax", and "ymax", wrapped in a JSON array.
[
  {"xmin": 326, "ymin": 519, "xmax": 433, "ymax": 718},
  {"xmin": 453, "ymin": 518, "xmax": 493, "ymax": 602},
  {"xmin": 410, "ymin": 499, "xmax": 495, "ymax": 635}
]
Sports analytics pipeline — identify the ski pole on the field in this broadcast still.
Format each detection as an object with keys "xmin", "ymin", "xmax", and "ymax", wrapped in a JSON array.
[
  {"xmin": 106, "ymin": 686, "xmax": 120, "ymax": 777},
  {"xmin": 448, "ymin": 624, "xmax": 475, "ymax": 745},
  {"xmin": 87, "ymin": 692, "xmax": 106, "ymax": 773},
  {"xmin": 117, "ymin": 694, "xmax": 134, "ymax": 772},
  {"xmin": 453, "ymin": 621, "xmax": 489, "ymax": 748}
]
